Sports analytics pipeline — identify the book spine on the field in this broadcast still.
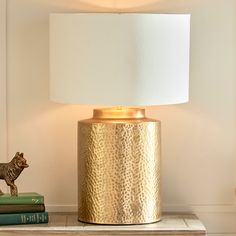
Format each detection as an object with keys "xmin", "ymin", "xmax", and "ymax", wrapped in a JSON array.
[
  {"xmin": 0, "ymin": 196, "xmax": 44, "ymax": 205},
  {"xmin": 0, "ymin": 212, "xmax": 48, "ymax": 225},
  {"xmin": 0, "ymin": 204, "xmax": 45, "ymax": 214}
]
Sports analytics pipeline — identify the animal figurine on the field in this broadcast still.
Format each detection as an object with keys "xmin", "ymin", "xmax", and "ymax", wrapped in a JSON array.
[{"xmin": 0, "ymin": 152, "xmax": 29, "ymax": 196}]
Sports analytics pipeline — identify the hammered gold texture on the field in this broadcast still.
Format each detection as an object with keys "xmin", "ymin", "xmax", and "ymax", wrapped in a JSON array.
[{"xmin": 78, "ymin": 118, "xmax": 161, "ymax": 224}]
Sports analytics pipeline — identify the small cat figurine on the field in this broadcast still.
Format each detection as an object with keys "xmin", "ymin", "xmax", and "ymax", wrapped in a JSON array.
[{"xmin": 0, "ymin": 152, "xmax": 29, "ymax": 196}]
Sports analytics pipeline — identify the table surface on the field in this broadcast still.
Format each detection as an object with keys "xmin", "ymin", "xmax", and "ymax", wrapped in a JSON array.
[{"xmin": 0, "ymin": 212, "xmax": 206, "ymax": 235}]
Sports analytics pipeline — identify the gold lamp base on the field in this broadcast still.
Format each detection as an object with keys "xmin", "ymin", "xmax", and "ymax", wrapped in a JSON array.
[{"xmin": 78, "ymin": 108, "xmax": 161, "ymax": 224}]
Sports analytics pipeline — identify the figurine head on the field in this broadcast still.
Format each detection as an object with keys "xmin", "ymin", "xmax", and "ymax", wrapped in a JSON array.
[{"xmin": 14, "ymin": 152, "xmax": 29, "ymax": 169}]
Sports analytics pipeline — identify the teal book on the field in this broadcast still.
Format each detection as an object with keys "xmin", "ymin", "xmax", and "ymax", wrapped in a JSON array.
[
  {"xmin": 0, "ymin": 193, "xmax": 44, "ymax": 205},
  {"xmin": 0, "ymin": 212, "xmax": 48, "ymax": 225}
]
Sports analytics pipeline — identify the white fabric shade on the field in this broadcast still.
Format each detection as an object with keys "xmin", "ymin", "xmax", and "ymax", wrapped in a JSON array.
[{"xmin": 49, "ymin": 13, "xmax": 190, "ymax": 106}]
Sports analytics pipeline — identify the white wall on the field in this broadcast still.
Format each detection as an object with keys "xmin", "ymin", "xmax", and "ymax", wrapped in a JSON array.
[{"xmin": 1, "ymin": 0, "xmax": 236, "ymax": 234}]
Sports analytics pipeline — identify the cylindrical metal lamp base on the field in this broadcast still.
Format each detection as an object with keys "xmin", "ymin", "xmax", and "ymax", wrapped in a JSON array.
[{"xmin": 78, "ymin": 108, "xmax": 161, "ymax": 224}]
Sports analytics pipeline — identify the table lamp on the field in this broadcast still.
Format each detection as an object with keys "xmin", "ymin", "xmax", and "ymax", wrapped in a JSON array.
[{"xmin": 49, "ymin": 13, "xmax": 190, "ymax": 225}]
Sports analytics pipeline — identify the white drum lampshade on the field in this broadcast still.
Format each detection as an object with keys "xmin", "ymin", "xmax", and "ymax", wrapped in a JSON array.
[
  {"xmin": 49, "ymin": 13, "xmax": 190, "ymax": 225},
  {"xmin": 50, "ymin": 13, "xmax": 190, "ymax": 106}
]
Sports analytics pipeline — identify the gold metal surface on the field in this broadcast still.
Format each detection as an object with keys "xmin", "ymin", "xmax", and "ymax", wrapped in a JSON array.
[
  {"xmin": 93, "ymin": 107, "xmax": 145, "ymax": 119},
  {"xmin": 78, "ymin": 108, "xmax": 161, "ymax": 224}
]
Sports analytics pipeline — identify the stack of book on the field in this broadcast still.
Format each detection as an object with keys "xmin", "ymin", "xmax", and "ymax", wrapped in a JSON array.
[{"xmin": 0, "ymin": 192, "xmax": 48, "ymax": 225}]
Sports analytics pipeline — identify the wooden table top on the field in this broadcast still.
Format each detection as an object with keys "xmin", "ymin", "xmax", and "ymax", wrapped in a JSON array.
[{"xmin": 0, "ymin": 212, "xmax": 206, "ymax": 236}]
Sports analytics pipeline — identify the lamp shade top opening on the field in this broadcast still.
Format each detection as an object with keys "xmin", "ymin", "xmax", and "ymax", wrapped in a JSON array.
[{"xmin": 49, "ymin": 13, "xmax": 190, "ymax": 106}]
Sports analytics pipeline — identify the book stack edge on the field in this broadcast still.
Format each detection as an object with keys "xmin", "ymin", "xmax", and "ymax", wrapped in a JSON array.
[{"xmin": 0, "ymin": 192, "xmax": 48, "ymax": 225}]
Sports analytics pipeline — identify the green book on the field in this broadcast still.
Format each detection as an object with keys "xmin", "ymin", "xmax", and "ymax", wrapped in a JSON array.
[
  {"xmin": 0, "ymin": 204, "xmax": 45, "ymax": 214},
  {"xmin": 0, "ymin": 212, "xmax": 48, "ymax": 225},
  {"xmin": 0, "ymin": 193, "xmax": 44, "ymax": 205}
]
